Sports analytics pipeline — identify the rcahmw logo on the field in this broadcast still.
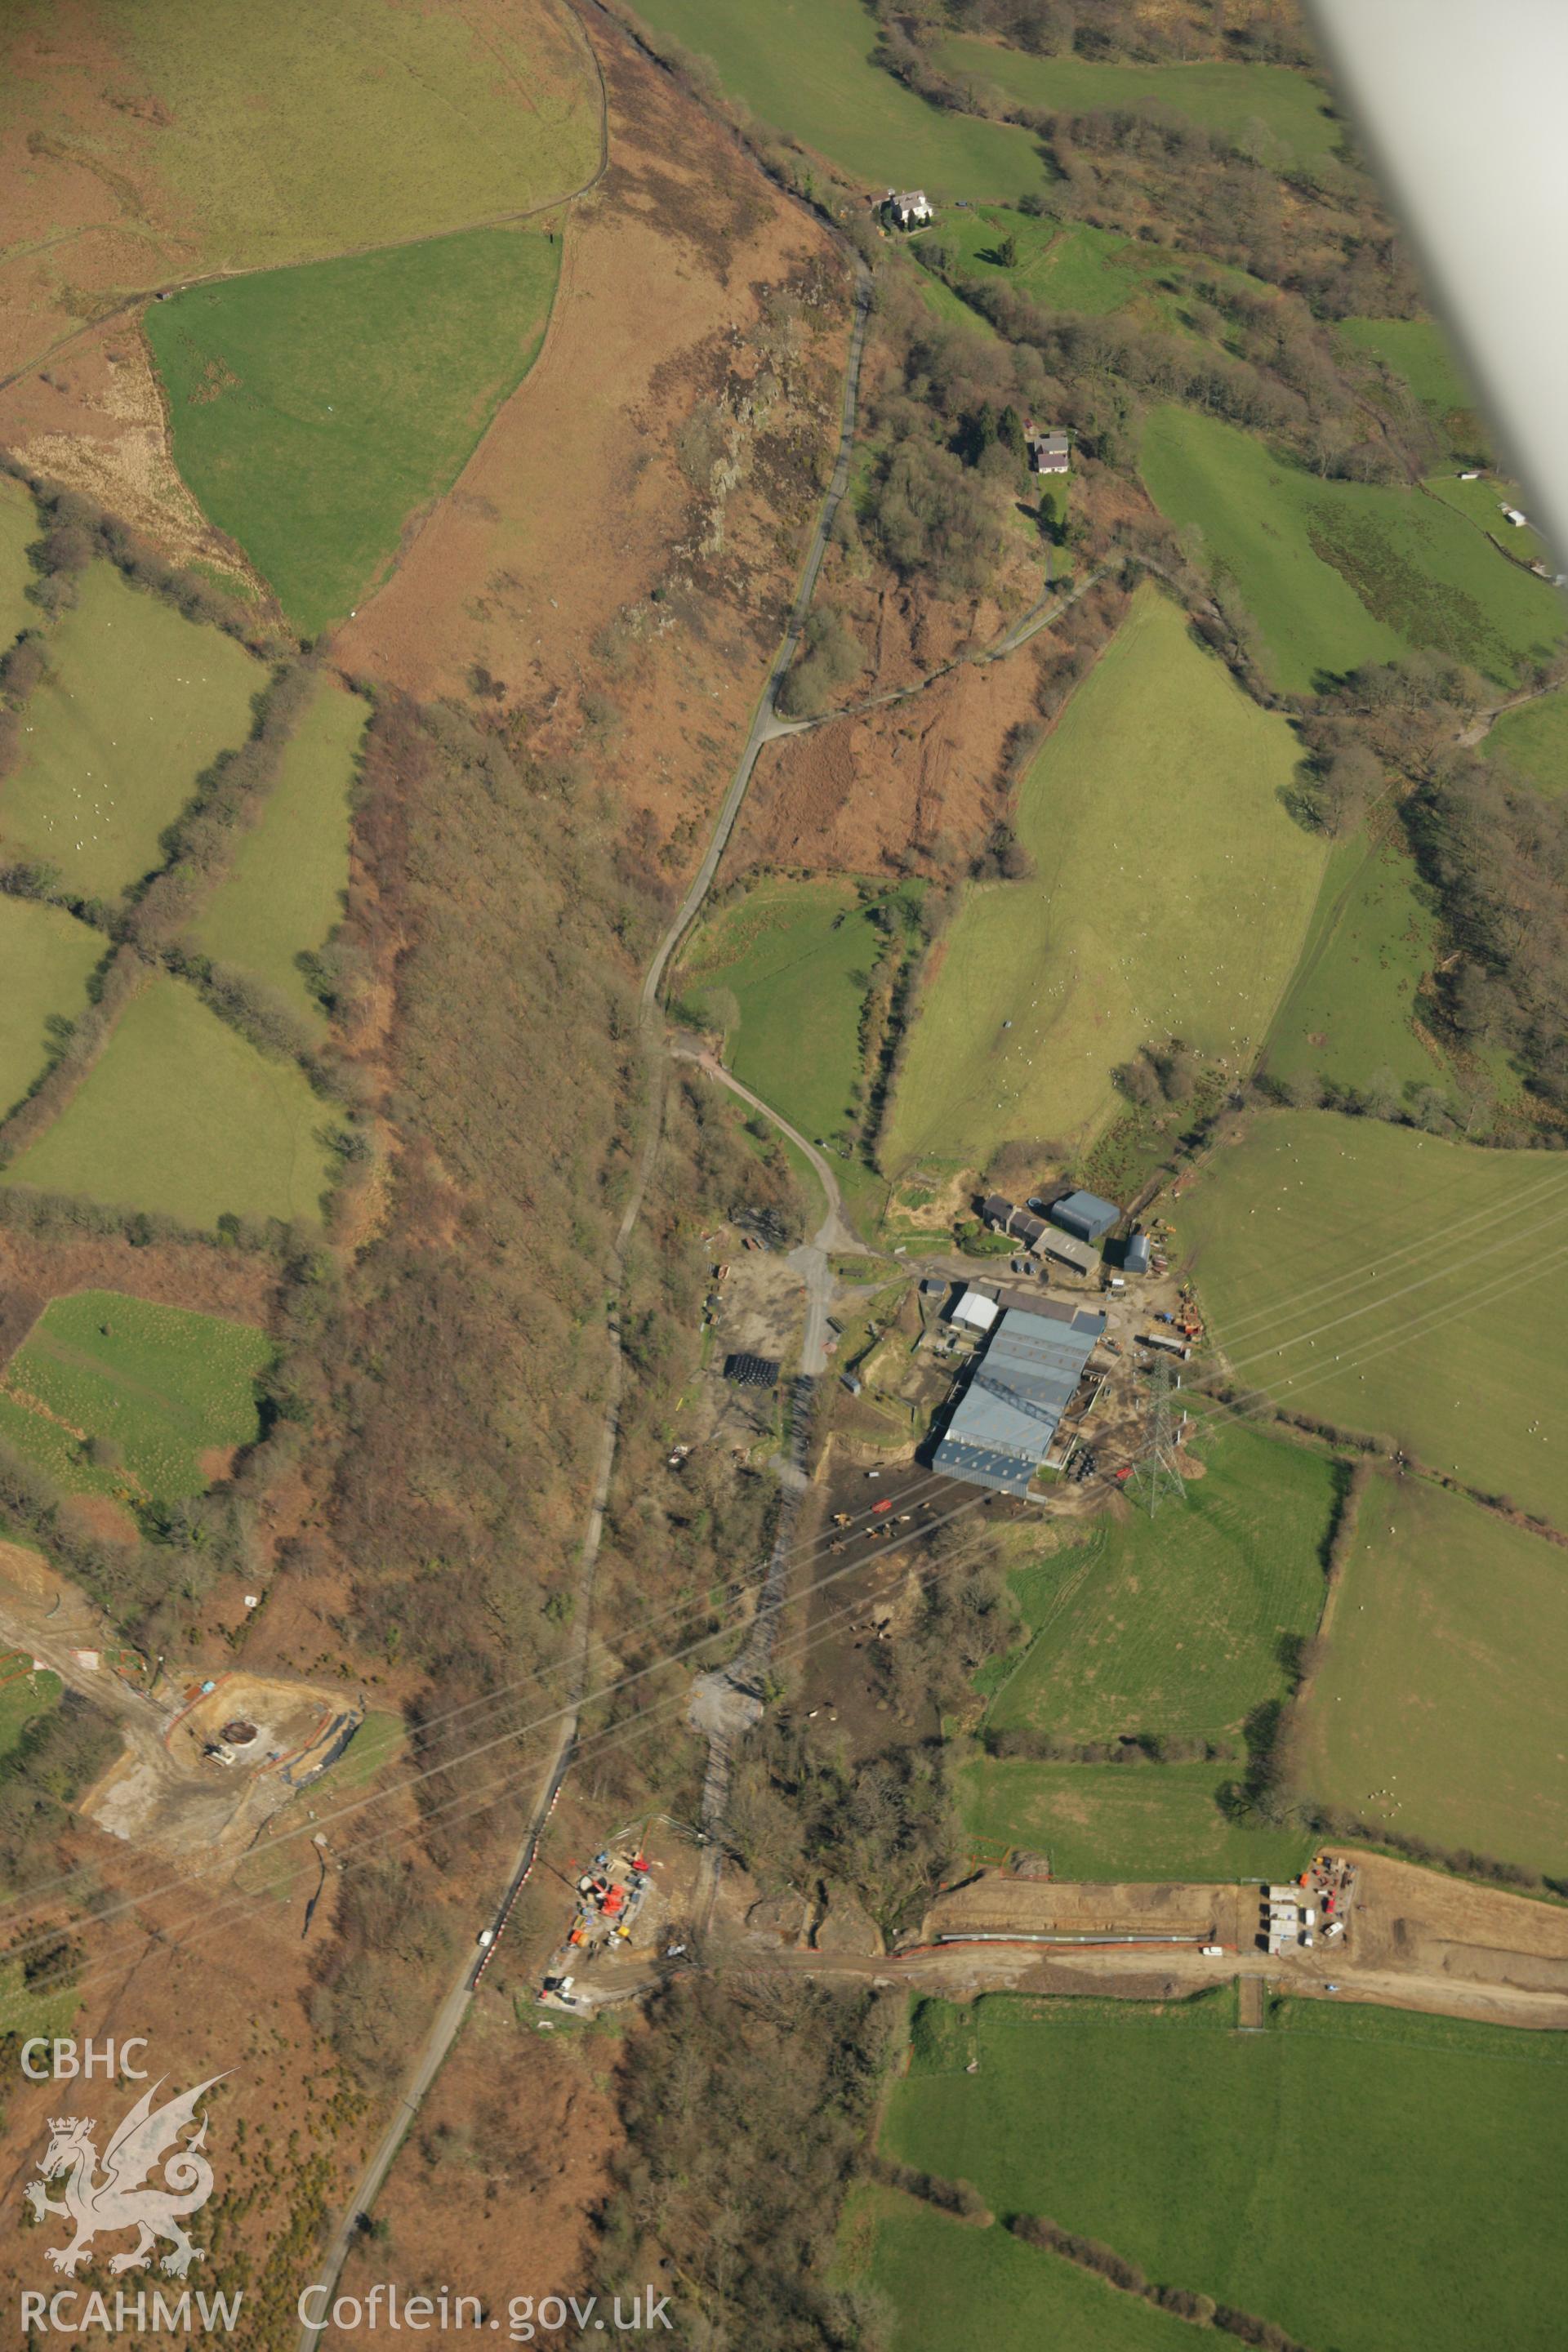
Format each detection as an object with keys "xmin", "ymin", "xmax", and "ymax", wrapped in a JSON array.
[{"xmin": 18, "ymin": 2041, "xmax": 242, "ymax": 2334}]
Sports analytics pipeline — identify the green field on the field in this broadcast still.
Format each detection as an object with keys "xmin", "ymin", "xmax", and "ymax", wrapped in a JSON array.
[
  {"xmin": 1336, "ymin": 316, "xmax": 1479, "ymax": 431},
  {"xmin": 88, "ymin": 0, "xmax": 599, "ymax": 269},
  {"xmin": 1296, "ymin": 1474, "xmax": 1568, "ymax": 1874},
  {"xmin": 987, "ymin": 1427, "xmax": 1333, "ymax": 1743},
  {"xmin": 935, "ymin": 205, "xmax": 1137, "ymax": 315},
  {"xmin": 3, "ymin": 975, "xmax": 336, "ymax": 1231},
  {"xmin": 1263, "ymin": 831, "xmax": 1453, "ymax": 1101},
  {"xmin": 1424, "ymin": 471, "xmax": 1551, "ymax": 569},
  {"xmin": 678, "ymin": 878, "xmax": 920, "ymax": 1146},
  {"xmin": 880, "ymin": 1992, "xmax": 1568, "ymax": 2352},
  {"xmin": 2, "ymin": 1290, "xmax": 270, "ymax": 1506},
  {"xmin": 0, "ymin": 474, "xmax": 36, "ymax": 652},
  {"xmin": 626, "ymin": 0, "xmax": 1049, "ymax": 197},
  {"xmin": 885, "ymin": 586, "xmax": 1322, "ymax": 1165},
  {"xmin": 146, "ymin": 228, "xmax": 562, "ymax": 635},
  {"xmin": 191, "ymin": 675, "xmax": 365, "ymax": 1032},
  {"xmin": 0, "ymin": 898, "xmax": 107, "ymax": 1122},
  {"xmin": 956, "ymin": 1756, "xmax": 1310, "ymax": 1882},
  {"xmin": 1175, "ymin": 1110, "xmax": 1568, "ymax": 1526},
  {"xmin": 849, "ymin": 2186, "xmax": 1197, "ymax": 2352},
  {"xmin": 1141, "ymin": 407, "xmax": 1565, "ymax": 692},
  {"xmin": 936, "ymin": 39, "xmax": 1340, "ymax": 164},
  {"xmin": 1487, "ymin": 687, "xmax": 1568, "ymax": 794},
  {"xmin": 0, "ymin": 564, "xmax": 261, "ymax": 899}
]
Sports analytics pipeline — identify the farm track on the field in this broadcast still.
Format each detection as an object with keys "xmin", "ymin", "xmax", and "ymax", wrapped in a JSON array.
[
  {"xmin": 768, "ymin": 559, "xmax": 1120, "ymax": 743},
  {"xmin": 571, "ymin": 1933, "xmax": 1568, "ymax": 2034},
  {"xmin": 296, "ymin": 140, "xmax": 872, "ymax": 2352}
]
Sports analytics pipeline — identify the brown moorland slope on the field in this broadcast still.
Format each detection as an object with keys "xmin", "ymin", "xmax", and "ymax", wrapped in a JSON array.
[
  {"xmin": 336, "ymin": 14, "xmax": 853, "ymax": 871},
  {"xmin": 733, "ymin": 642, "xmax": 1043, "ymax": 879},
  {"xmin": 0, "ymin": 0, "xmax": 600, "ymax": 574}
]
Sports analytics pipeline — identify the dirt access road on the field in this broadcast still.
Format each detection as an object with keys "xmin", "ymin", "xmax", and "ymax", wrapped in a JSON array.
[
  {"xmin": 296, "ymin": 226, "xmax": 873, "ymax": 2352},
  {"xmin": 670, "ymin": 1042, "xmax": 866, "ymax": 1381},
  {"xmin": 603, "ymin": 1853, "xmax": 1568, "ymax": 2034},
  {"xmin": 717, "ymin": 1936, "xmax": 1568, "ymax": 2032}
]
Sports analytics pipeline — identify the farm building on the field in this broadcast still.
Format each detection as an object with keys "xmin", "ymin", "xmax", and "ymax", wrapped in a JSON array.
[
  {"xmin": 933, "ymin": 1302, "xmax": 1106, "ymax": 1495},
  {"xmin": 1040, "ymin": 1228, "xmax": 1099, "ymax": 1278},
  {"xmin": 1124, "ymin": 1231, "xmax": 1152, "ymax": 1276},
  {"xmin": 951, "ymin": 1287, "xmax": 1000, "ymax": 1334},
  {"xmin": 1026, "ymin": 425, "xmax": 1071, "ymax": 475},
  {"xmin": 981, "ymin": 1193, "xmax": 1055, "ymax": 1249},
  {"xmin": 1050, "ymin": 1189, "xmax": 1120, "ymax": 1243},
  {"xmin": 887, "ymin": 188, "xmax": 934, "ymax": 229}
]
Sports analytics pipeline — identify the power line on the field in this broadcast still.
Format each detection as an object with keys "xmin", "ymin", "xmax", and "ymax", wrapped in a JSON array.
[
  {"xmin": 1125, "ymin": 1355, "xmax": 1187, "ymax": 1517},
  {"xmin": 9, "ymin": 1178, "xmax": 1567, "ymax": 1998}
]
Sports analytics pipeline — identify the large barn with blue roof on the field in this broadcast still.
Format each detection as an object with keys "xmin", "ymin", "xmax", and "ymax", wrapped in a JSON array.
[{"xmin": 933, "ymin": 1298, "xmax": 1106, "ymax": 1496}]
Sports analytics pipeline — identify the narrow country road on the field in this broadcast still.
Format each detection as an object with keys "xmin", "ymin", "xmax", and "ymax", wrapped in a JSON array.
[
  {"xmin": 297, "ymin": 234, "xmax": 873, "ymax": 2352},
  {"xmin": 643, "ymin": 258, "xmax": 873, "ymax": 1008}
]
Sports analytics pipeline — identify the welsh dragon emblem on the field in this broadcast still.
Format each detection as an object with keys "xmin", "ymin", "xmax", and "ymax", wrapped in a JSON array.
[{"xmin": 24, "ymin": 2075, "xmax": 225, "ymax": 2278}]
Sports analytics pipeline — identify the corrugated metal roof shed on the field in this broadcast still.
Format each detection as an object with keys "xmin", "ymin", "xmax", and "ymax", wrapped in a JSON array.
[
  {"xmin": 951, "ymin": 1290, "xmax": 999, "ymax": 1332},
  {"xmin": 1051, "ymin": 1190, "xmax": 1120, "ymax": 1241},
  {"xmin": 1042, "ymin": 1229, "xmax": 1099, "ymax": 1276},
  {"xmin": 933, "ymin": 1304, "xmax": 1106, "ymax": 1494},
  {"xmin": 1125, "ymin": 1232, "xmax": 1152, "ymax": 1274}
]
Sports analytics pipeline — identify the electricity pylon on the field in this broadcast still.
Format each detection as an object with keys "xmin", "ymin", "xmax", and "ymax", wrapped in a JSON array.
[{"xmin": 1127, "ymin": 1354, "xmax": 1187, "ymax": 1518}]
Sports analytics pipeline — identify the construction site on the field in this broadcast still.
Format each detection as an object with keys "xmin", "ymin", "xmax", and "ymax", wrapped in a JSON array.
[
  {"xmin": 0, "ymin": 1535, "xmax": 362, "ymax": 1860},
  {"xmin": 535, "ymin": 1825, "xmax": 703, "ymax": 2012}
]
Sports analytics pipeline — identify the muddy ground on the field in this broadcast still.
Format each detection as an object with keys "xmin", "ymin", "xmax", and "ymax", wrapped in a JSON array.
[
  {"xmin": 905, "ymin": 1853, "xmax": 1568, "ymax": 2020},
  {"xmin": 922, "ymin": 1874, "xmax": 1241, "ymax": 1948},
  {"xmin": 0, "ymin": 1539, "xmax": 360, "ymax": 1862}
]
